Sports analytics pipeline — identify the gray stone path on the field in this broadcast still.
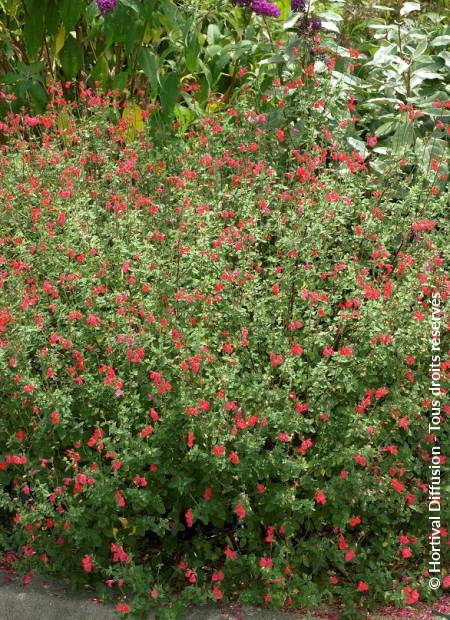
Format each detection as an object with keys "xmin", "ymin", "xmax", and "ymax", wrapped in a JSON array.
[{"xmin": 1, "ymin": 570, "xmax": 448, "ymax": 619}]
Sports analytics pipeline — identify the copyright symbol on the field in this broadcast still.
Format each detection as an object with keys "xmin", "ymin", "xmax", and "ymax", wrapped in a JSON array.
[{"xmin": 429, "ymin": 577, "xmax": 440, "ymax": 590}]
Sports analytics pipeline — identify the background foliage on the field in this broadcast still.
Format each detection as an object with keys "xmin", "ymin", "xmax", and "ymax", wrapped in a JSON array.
[{"xmin": 0, "ymin": 1, "xmax": 449, "ymax": 619}]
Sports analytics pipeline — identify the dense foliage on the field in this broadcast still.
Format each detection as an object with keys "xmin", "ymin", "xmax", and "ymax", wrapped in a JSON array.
[
  {"xmin": 0, "ymin": 57, "xmax": 448, "ymax": 619},
  {"xmin": 0, "ymin": 1, "xmax": 449, "ymax": 619}
]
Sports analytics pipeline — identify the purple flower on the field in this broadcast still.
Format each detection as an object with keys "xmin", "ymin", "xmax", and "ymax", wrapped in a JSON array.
[
  {"xmin": 310, "ymin": 15, "xmax": 322, "ymax": 31},
  {"xmin": 231, "ymin": 0, "xmax": 281, "ymax": 18},
  {"xmin": 96, "ymin": 0, "xmax": 117, "ymax": 15},
  {"xmin": 251, "ymin": 0, "xmax": 281, "ymax": 17},
  {"xmin": 291, "ymin": 0, "xmax": 306, "ymax": 11}
]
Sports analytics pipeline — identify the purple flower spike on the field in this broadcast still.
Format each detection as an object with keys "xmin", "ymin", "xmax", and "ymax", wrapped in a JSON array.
[
  {"xmin": 251, "ymin": 0, "xmax": 281, "ymax": 17},
  {"xmin": 231, "ymin": 0, "xmax": 281, "ymax": 18},
  {"xmin": 310, "ymin": 15, "xmax": 322, "ymax": 31},
  {"xmin": 96, "ymin": 0, "xmax": 117, "ymax": 16},
  {"xmin": 291, "ymin": 0, "xmax": 306, "ymax": 11}
]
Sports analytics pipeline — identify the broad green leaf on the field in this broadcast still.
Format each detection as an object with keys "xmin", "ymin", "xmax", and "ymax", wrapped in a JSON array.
[
  {"xmin": 55, "ymin": 27, "xmax": 66, "ymax": 56},
  {"xmin": 412, "ymin": 38, "xmax": 428, "ymax": 59},
  {"xmin": 438, "ymin": 51, "xmax": 450, "ymax": 70},
  {"xmin": 371, "ymin": 44, "xmax": 397, "ymax": 65},
  {"xmin": 283, "ymin": 13, "xmax": 301, "ymax": 30},
  {"xmin": 375, "ymin": 120, "xmax": 398, "ymax": 138},
  {"xmin": 321, "ymin": 21, "xmax": 340, "ymax": 33},
  {"xmin": 91, "ymin": 55, "xmax": 109, "ymax": 83},
  {"xmin": 45, "ymin": 0, "xmax": 60, "ymax": 36},
  {"xmin": 185, "ymin": 33, "xmax": 200, "ymax": 74},
  {"xmin": 319, "ymin": 11, "xmax": 343, "ymax": 22},
  {"xmin": 112, "ymin": 70, "xmax": 129, "ymax": 91},
  {"xmin": 119, "ymin": 0, "xmax": 139, "ymax": 12},
  {"xmin": 59, "ymin": 36, "xmax": 82, "ymax": 78},
  {"xmin": 58, "ymin": 0, "xmax": 83, "ymax": 32},
  {"xmin": 23, "ymin": 0, "xmax": 46, "ymax": 59},
  {"xmin": 141, "ymin": 0, "xmax": 153, "ymax": 19},
  {"xmin": 412, "ymin": 69, "xmax": 442, "ymax": 80},
  {"xmin": 348, "ymin": 137, "xmax": 368, "ymax": 158},
  {"xmin": 139, "ymin": 48, "xmax": 160, "ymax": 96},
  {"xmin": 206, "ymin": 24, "xmax": 221, "ymax": 45},
  {"xmin": 28, "ymin": 82, "xmax": 47, "ymax": 111},
  {"xmin": 431, "ymin": 35, "xmax": 450, "ymax": 47},
  {"xmin": 160, "ymin": 72, "xmax": 180, "ymax": 120},
  {"xmin": 400, "ymin": 2, "xmax": 420, "ymax": 16}
]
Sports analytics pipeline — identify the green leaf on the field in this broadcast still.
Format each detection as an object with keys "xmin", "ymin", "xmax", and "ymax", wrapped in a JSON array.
[
  {"xmin": 321, "ymin": 21, "xmax": 340, "ymax": 33},
  {"xmin": 400, "ymin": 2, "xmax": 420, "ymax": 16},
  {"xmin": 206, "ymin": 24, "xmax": 221, "ymax": 45},
  {"xmin": 120, "ymin": 0, "xmax": 139, "ymax": 12},
  {"xmin": 141, "ymin": 0, "xmax": 153, "ymax": 19},
  {"xmin": 23, "ymin": 0, "xmax": 47, "ymax": 59},
  {"xmin": 275, "ymin": 0, "xmax": 290, "ymax": 21},
  {"xmin": 59, "ymin": 36, "xmax": 82, "ymax": 78},
  {"xmin": 45, "ymin": 0, "xmax": 60, "ymax": 36},
  {"xmin": 160, "ymin": 72, "xmax": 180, "ymax": 120},
  {"xmin": 371, "ymin": 44, "xmax": 397, "ymax": 65},
  {"xmin": 185, "ymin": 33, "xmax": 200, "ymax": 74},
  {"xmin": 438, "ymin": 51, "xmax": 450, "ymax": 70},
  {"xmin": 28, "ymin": 82, "xmax": 48, "ymax": 111},
  {"xmin": 55, "ymin": 27, "xmax": 66, "ymax": 56},
  {"xmin": 58, "ymin": 0, "xmax": 83, "ymax": 32},
  {"xmin": 412, "ymin": 38, "xmax": 427, "ymax": 59},
  {"xmin": 123, "ymin": 20, "xmax": 143, "ymax": 55},
  {"xmin": 112, "ymin": 70, "xmax": 129, "ymax": 91},
  {"xmin": 139, "ymin": 48, "xmax": 160, "ymax": 96},
  {"xmin": 348, "ymin": 137, "xmax": 369, "ymax": 158},
  {"xmin": 91, "ymin": 55, "xmax": 109, "ymax": 83},
  {"xmin": 431, "ymin": 35, "xmax": 450, "ymax": 47}
]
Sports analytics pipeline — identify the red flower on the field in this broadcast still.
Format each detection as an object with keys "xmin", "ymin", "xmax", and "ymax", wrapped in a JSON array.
[
  {"xmin": 357, "ymin": 581, "xmax": 369, "ymax": 592},
  {"xmin": 224, "ymin": 547, "xmax": 237, "ymax": 560},
  {"xmin": 277, "ymin": 433, "xmax": 290, "ymax": 442},
  {"xmin": 82, "ymin": 554, "xmax": 93, "ymax": 573},
  {"xmin": 270, "ymin": 352, "xmax": 284, "ymax": 367},
  {"xmin": 315, "ymin": 490, "xmax": 326, "ymax": 505},
  {"xmin": 354, "ymin": 453, "xmax": 367, "ymax": 466},
  {"xmin": 235, "ymin": 503, "xmax": 246, "ymax": 520},
  {"xmin": 140, "ymin": 425, "xmax": 153, "ymax": 438},
  {"xmin": 375, "ymin": 386, "xmax": 389, "ymax": 398},
  {"xmin": 213, "ymin": 445, "xmax": 225, "ymax": 457},
  {"xmin": 115, "ymin": 490, "xmax": 126, "ymax": 507},
  {"xmin": 185, "ymin": 509, "xmax": 193, "ymax": 528},
  {"xmin": 229, "ymin": 451, "xmax": 240, "ymax": 465},
  {"xmin": 203, "ymin": 487, "xmax": 212, "ymax": 500},
  {"xmin": 290, "ymin": 343, "xmax": 304, "ymax": 355},
  {"xmin": 391, "ymin": 478, "xmax": 405, "ymax": 493}
]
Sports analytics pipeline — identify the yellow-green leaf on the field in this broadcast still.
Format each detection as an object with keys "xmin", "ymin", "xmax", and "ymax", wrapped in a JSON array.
[
  {"xmin": 55, "ymin": 27, "xmax": 66, "ymax": 56},
  {"xmin": 122, "ymin": 103, "xmax": 144, "ymax": 143}
]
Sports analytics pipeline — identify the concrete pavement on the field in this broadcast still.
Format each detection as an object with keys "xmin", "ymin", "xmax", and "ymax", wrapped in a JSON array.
[{"xmin": 1, "ymin": 569, "xmax": 448, "ymax": 619}]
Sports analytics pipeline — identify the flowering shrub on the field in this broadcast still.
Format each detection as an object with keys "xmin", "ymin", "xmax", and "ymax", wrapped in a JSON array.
[{"xmin": 0, "ymin": 72, "xmax": 448, "ymax": 619}]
